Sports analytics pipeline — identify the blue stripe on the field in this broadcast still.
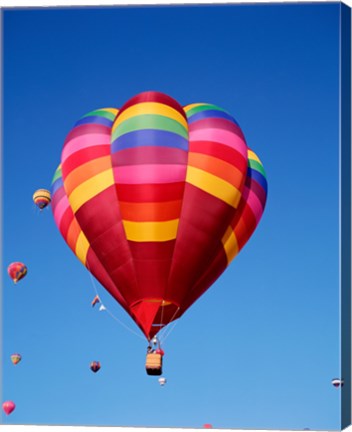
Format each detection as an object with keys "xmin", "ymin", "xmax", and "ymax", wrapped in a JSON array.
[
  {"xmin": 74, "ymin": 116, "xmax": 113, "ymax": 128},
  {"xmin": 51, "ymin": 177, "xmax": 63, "ymax": 196},
  {"xmin": 247, "ymin": 168, "xmax": 268, "ymax": 194},
  {"xmin": 187, "ymin": 109, "xmax": 239, "ymax": 126},
  {"xmin": 111, "ymin": 129, "xmax": 189, "ymax": 153}
]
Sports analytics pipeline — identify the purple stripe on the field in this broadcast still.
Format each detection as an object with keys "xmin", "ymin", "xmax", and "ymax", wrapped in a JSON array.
[
  {"xmin": 187, "ymin": 109, "xmax": 239, "ymax": 126},
  {"xmin": 111, "ymin": 129, "xmax": 189, "ymax": 153}
]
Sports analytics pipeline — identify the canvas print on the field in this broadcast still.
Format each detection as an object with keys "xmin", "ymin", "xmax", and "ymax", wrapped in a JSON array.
[{"xmin": 1, "ymin": 2, "xmax": 351, "ymax": 431}]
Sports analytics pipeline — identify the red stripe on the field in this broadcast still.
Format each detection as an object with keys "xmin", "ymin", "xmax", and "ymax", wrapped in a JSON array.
[
  {"xmin": 166, "ymin": 183, "xmax": 237, "ymax": 305},
  {"xmin": 115, "ymin": 182, "xmax": 185, "ymax": 203},
  {"xmin": 117, "ymin": 91, "xmax": 187, "ymax": 120},
  {"xmin": 85, "ymin": 248, "xmax": 128, "ymax": 311},
  {"xmin": 112, "ymin": 146, "xmax": 188, "ymax": 166},
  {"xmin": 63, "ymin": 123, "xmax": 111, "ymax": 147},
  {"xmin": 189, "ymin": 141, "xmax": 247, "ymax": 173},
  {"xmin": 59, "ymin": 206, "xmax": 75, "ymax": 239},
  {"xmin": 52, "ymin": 186, "xmax": 66, "ymax": 207},
  {"xmin": 63, "ymin": 145, "xmax": 111, "ymax": 175},
  {"xmin": 246, "ymin": 178, "xmax": 267, "ymax": 209},
  {"xmin": 180, "ymin": 246, "xmax": 227, "ymax": 313}
]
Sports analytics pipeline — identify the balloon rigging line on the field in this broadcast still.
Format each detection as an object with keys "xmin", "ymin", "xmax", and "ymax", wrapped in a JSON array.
[
  {"xmin": 158, "ymin": 307, "xmax": 180, "ymax": 345},
  {"xmin": 87, "ymin": 268, "xmax": 145, "ymax": 341}
]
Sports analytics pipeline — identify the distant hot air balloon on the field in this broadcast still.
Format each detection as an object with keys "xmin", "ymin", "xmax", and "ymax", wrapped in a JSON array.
[
  {"xmin": 2, "ymin": 401, "xmax": 15, "ymax": 415},
  {"xmin": 91, "ymin": 295, "xmax": 100, "ymax": 307},
  {"xmin": 90, "ymin": 361, "xmax": 101, "ymax": 373},
  {"xmin": 33, "ymin": 189, "xmax": 51, "ymax": 210},
  {"xmin": 331, "ymin": 378, "xmax": 344, "ymax": 388},
  {"xmin": 158, "ymin": 377, "xmax": 167, "ymax": 386},
  {"xmin": 7, "ymin": 262, "xmax": 27, "ymax": 283},
  {"xmin": 50, "ymin": 91, "xmax": 268, "ymax": 371},
  {"xmin": 10, "ymin": 353, "xmax": 22, "ymax": 365},
  {"xmin": 203, "ymin": 424, "xmax": 213, "ymax": 429}
]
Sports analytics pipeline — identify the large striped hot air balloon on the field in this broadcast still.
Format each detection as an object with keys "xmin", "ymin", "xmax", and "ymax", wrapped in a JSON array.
[{"xmin": 51, "ymin": 91, "xmax": 267, "ymax": 343}]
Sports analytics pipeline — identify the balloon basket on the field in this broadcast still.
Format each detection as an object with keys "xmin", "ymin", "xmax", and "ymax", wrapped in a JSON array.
[{"xmin": 145, "ymin": 353, "xmax": 163, "ymax": 376}]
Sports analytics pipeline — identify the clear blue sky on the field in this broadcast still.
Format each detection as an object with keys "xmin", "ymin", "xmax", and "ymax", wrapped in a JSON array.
[{"xmin": 1, "ymin": 3, "xmax": 342, "ymax": 430}]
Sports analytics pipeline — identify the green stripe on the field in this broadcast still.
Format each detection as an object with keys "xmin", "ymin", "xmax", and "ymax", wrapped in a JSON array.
[
  {"xmin": 249, "ymin": 159, "xmax": 266, "ymax": 177},
  {"xmin": 52, "ymin": 167, "xmax": 62, "ymax": 184},
  {"xmin": 81, "ymin": 109, "xmax": 116, "ymax": 121},
  {"xmin": 112, "ymin": 114, "xmax": 188, "ymax": 141},
  {"xmin": 186, "ymin": 104, "xmax": 229, "ymax": 118}
]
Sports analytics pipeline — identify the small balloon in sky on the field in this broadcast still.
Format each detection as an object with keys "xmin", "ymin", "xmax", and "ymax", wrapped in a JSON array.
[
  {"xmin": 203, "ymin": 424, "xmax": 213, "ymax": 429},
  {"xmin": 331, "ymin": 378, "xmax": 344, "ymax": 388},
  {"xmin": 2, "ymin": 401, "xmax": 16, "ymax": 415},
  {"xmin": 90, "ymin": 361, "xmax": 101, "ymax": 373},
  {"xmin": 158, "ymin": 377, "xmax": 167, "ymax": 386},
  {"xmin": 91, "ymin": 295, "xmax": 100, "ymax": 307},
  {"xmin": 33, "ymin": 189, "xmax": 51, "ymax": 210},
  {"xmin": 7, "ymin": 262, "xmax": 27, "ymax": 284},
  {"xmin": 10, "ymin": 353, "xmax": 22, "ymax": 365}
]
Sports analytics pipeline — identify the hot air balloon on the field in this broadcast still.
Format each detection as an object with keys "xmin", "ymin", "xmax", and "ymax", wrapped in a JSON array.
[
  {"xmin": 90, "ymin": 361, "xmax": 101, "ymax": 373},
  {"xmin": 203, "ymin": 424, "xmax": 213, "ymax": 429},
  {"xmin": 7, "ymin": 262, "xmax": 27, "ymax": 283},
  {"xmin": 331, "ymin": 378, "xmax": 344, "ymax": 387},
  {"xmin": 2, "ymin": 401, "xmax": 15, "ymax": 415},
  {"xmin": 33, "ymin": 189, "xmax": 51, "ymax": 210},
  {"xmin": 158, "ymin": 377, "xmax": 167, "ymax": 386},
  {"xmin": 91, "ymin": 295, "xmax": 100, "ymax": 307},
  {"xmin": 10, "ymin": 353, "xmax": 22, "ymax": 365},
  {"xmin": 51, "ymin": 91, "xmax": 267, "ymax": 371}
]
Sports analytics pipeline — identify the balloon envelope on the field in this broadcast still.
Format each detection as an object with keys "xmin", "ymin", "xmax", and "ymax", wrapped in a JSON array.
[
  {"xmin": 7, "ymin": 262, "xmax": 27, "ymax": 283},
  {"xmin": 51, "ymin": 91, "xmax": 267, "ymax": 341},
  {"xmin": 33, "ymin": 189, "xmax": 51, "ymax": 210},
  {"xmin": 10, "ymin": 353, "xmax": 22, "ymax": 365},
  {"xmin": 2, "ymin": 401, "xmax": 15, "ymax": 415},
  {"xmin": 90, "ymin": 361, "xmax": 101, "ymax": 373},
  {"xmin": 331, "ymin": 378, "xmax": 343, "ymax": 387},
  {"xmin": 158, "ymin": 377, "xmax": 167, "ymax": 386}
]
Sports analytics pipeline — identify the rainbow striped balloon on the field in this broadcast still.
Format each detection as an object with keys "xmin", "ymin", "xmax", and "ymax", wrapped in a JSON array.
[{"xmin": 51, "ymin": 91, "xmax": 267, "ymax": 340}]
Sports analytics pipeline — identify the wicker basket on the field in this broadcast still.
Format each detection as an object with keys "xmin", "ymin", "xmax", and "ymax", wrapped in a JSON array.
[{"xmin": 145, "ymin": 353, "xmax": 163, "ymax": 375}]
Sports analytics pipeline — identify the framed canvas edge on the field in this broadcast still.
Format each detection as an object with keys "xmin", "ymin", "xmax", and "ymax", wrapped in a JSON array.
[{"xmin": 0, "ymin": 1, "xmax": 351, "ymax": 432}]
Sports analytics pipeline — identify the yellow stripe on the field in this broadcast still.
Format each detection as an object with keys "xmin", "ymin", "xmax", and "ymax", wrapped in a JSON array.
[
  {"xmin": 123, "ymin": 219, "xmax": 179, "ymax": 242},
  {"xmin": 68, "ymin": 169, "xmax": 114, "ymax": 213},
  {"xmin": 222, "ymin": 226, "xmax": 239, "ymax": 264},
  {"xmin": 183, "ymin": 103, "xmax": 204, "ymax": 112},
  {"xmin": 248, "ymin": 149, "xmax": 261, "ymax": 163},
  {"xmin": 75, "ymin": 231, "xmax": 89, "ymax": 265},
  {"xmin": 112, "ymin": 102, "xmax": 188, "ymax": 132},
  {"xmin": 101, "ymin": 108, "xmax": 119, "ymax": 115},
  {"xmin": 186, "ymin": 166, "xmax": 242, "ymax": 208}
]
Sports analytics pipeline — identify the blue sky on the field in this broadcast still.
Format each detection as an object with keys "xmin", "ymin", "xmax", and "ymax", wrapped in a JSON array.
[{"xmin": 1, "ymin": 3, "xmax": 343, "ymax": 430}]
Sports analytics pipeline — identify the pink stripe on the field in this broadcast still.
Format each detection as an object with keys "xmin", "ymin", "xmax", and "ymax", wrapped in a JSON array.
[
  {"xmin": 113, "ymin": 164, "xmax": 187, "ymax": 184},
  {"xmin": 189, "ymin": 129, "xmax": 248, "ymax": 159},
  {"xmin": 243, "ymin": 187, "xmax": 264, "ymax": 224},
  {"xmin": 62, "ymin": 134, "xmax": 110, "ymax": 162},
  {"xmin": 53, "ymin": 195, "xmax": 70, "ymax": 228}
]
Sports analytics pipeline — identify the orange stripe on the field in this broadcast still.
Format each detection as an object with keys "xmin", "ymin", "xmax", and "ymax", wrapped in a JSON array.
[
  {"xmin": 188, "ymin": 152, "xmax": 243, "ymax": 188},
  {"xmin": 119, "ymin": 200, "xmax": 182, "ymax": 222},
  {"xmin": 64, "ymin": 156, "xmax": 112, "ymax": 196},
  {"xmin": 66, "ymin": 219, "xmax": 82, "ymax": 251}
]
